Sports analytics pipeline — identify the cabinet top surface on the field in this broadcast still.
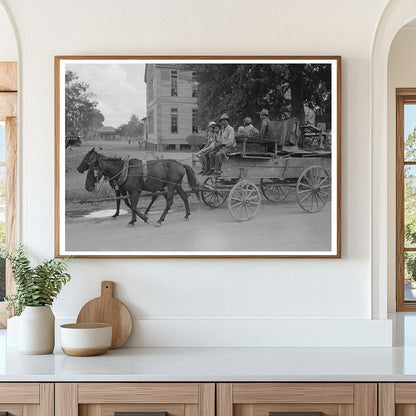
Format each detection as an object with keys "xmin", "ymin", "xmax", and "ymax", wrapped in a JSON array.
[{"xmin": 3, "ymin": 342, "xmax": 416, "ymax": 382}]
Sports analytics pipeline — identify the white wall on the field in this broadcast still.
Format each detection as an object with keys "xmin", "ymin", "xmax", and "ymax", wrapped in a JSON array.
[
  {"xmin": 0, "ymin": 0, "xmax": 394, "ymax": 347},
  {"xmin": 387, "ymin": 26, "xmax": 416, "ymax": 312},
  {"xmin": 0, "ymin": 3, "xmax": 16, "ymax": 61}
]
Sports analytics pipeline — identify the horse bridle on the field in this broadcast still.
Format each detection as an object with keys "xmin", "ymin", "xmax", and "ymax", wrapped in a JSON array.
[{"xmin": 87, "ymin": 152, "xmax": 103, "ymax": 184}]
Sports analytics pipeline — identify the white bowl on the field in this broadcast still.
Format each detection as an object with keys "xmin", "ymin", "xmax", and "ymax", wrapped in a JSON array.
[{"xmin": 60, "ymin": 323, "xmax": 112, "ymax": 356}]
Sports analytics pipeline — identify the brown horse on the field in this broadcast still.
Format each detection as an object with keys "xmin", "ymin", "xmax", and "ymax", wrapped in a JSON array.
[
  {"xmin": 78, "ymin": 149, "xmax": 132, "ymax": 219},
  {"xmin": 78, "ymin": 148, "xmax": 200, "ymax": 226}
]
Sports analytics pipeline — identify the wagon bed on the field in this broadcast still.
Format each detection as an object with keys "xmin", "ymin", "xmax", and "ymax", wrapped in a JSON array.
[{"xmin": 200, "ymin": 132, "xmax": 332, "ymax": 221}]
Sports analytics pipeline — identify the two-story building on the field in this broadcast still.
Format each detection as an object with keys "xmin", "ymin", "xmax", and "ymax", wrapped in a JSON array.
[{"xmin": 144, "ymin": 64, "xmax": 198, "ymax": 151}]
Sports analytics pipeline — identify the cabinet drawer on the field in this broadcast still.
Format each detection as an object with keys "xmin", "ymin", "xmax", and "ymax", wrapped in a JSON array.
[
  {"xmin": 218, "ymin": 383, "xmax": 376, "ymax": 416},
  {"xmin": 56, "ymin": 383, "xmax": 215, "ymax": 416},
  {"xmin": 0, "ymin": 383, "xmax": 53, "ymax": 416},
  {"xmin": 379, "ymin": 383, "xmax": 416, "ymax": 415}
]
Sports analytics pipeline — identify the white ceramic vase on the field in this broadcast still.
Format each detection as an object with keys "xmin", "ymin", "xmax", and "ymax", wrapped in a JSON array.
[{"xmin": 19, "ymin": 306, "xmax": 55, "ymax": 354}]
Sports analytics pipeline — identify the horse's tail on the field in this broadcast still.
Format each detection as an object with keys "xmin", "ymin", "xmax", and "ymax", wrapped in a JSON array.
[{"xmin": 183, "ymin": 164, "xmax": 200, "ymax": 201}]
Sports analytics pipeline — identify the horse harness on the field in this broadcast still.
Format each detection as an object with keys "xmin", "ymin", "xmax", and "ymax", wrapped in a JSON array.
[{"xmin": 94, "ymin": 156, "xmax": 149, "ymax": 190}]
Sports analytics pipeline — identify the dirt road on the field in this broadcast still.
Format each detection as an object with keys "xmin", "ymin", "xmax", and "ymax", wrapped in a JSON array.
[{"xmin": 65, "ymin": 197, "xmax": 332, "ymax": 253}]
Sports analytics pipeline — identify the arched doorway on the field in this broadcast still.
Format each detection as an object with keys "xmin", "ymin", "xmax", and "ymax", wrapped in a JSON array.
[{"xmin": 371, "ymin": 1, "xmax": 416, "ymax": 318}]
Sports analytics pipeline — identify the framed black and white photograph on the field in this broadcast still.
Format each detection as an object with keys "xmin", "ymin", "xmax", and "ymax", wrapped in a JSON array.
[{"xmin": 55, "ymin": 56, "xmax": 341, "ymax": 258}]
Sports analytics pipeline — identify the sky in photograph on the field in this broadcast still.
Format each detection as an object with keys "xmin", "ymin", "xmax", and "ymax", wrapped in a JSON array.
[{"xmin": 67, "ymin": 63, "xmax": 146, "ymax": 128}]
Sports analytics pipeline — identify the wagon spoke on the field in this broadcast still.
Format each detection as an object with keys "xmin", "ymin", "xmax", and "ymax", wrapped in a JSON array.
[
  {"xmin": 228, "ymin": 181, "xmax": 261, "ymax": 221},
  {"xmin": 231, "ymin": 201, "xmax": 243, "ymax": 209},
  {"xmin": 317, "ymin": 175, "xmax": 329, "ymax": 187},
  {"xmin": 310, "ymin": 195, "xmax": 316, "ymax": 212},
  {"xmin": 297, "ymin": 166, "xmax": 330, "ymax": 213},
  {"xmin": 260, "ymin": 179, "xmax": 291, "ymax": 202},
  {"xmin": 298, "ymin": 182, "xmax": 313, "ymax": 190},
  {"xmin": 304, "ymin": 174, "xmax": 315, "ymax": 188},
  {"xmin": 234, "ymin": 190, "xmax": 244, "ymax": 201},
  {"xmin": 300, "ymin": 192, "xmax": 313, "ymax": 203},
  {"xmin": 316, "ymin": 192, "xmax": 326, "ymax": 206},
  {"xmin": 201, "ymin": 177, "xmax": 227, "ymax": 208},
  {"xmin": 246, "ymin": 204, "xmax": 256, "ymax": 214},
  {"xmin": 247, "ymin": 195, "xmax": 260, "ymax": 202}
]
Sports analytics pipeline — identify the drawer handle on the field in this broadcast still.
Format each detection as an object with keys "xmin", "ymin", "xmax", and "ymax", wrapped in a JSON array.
[
  {"xmin": 115, "ymin": 412, "xmax": 168, "ymax": 416},
  {"xmin": 270, "ymin": 413, "xmax": 323, "ymax": 416}
]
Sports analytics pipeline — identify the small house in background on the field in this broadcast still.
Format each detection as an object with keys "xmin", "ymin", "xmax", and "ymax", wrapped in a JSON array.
[
  {"xmin": 144, "ymin": 64, "xmax": 199, "ymax": 151},
  {"xmin": 94, "ymin": 126, "xmax": 116, "ymax": 140}
]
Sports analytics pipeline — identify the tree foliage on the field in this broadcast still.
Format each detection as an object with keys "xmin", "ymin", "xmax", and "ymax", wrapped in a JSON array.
[
  {"xmin": 116, "ymin": 114, "xmax": 144, "ymax": 138},
  {"xmin": 404, "ymin": 127, "xmax": 416, "ymax": 281},
  {"xmin": 195, "ymin": 64, "xmax": 331, "ymax": 128},
  {"xmin": 405, "ymin": 127, "xmax": 416, "ymax": 247},
  {"xmin": 65, "ymin": 70, "xmax": 104, "ymax": 137}
]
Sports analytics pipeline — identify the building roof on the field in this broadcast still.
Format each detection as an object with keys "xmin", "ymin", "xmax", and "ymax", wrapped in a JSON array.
[
  {"xmin": 96, "ymin": 126, "xmax": 116, "ymax": 133},
  {"xmin": 144, "ymin": 63, "xmax": 197, "ymax": 83}
]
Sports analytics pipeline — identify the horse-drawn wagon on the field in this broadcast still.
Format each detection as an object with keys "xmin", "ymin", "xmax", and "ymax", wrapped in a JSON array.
[{"xmin": 200, "ymin": 117, "xmax": 332, "ymax": 222}]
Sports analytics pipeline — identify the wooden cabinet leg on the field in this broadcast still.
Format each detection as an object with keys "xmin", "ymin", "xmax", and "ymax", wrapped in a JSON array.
[
  {"xmin": 379, "ymin": 383, "xmax": 395, "ymax": 416},
  {"xmin": 354, "ymin": 384, "xmax": 377, "ymax": 416},
  {"xmin": 56, "ymin": 383, "xmax": 78, "ymax": 416},
  {"xmin": 217, "ymin": 384, "xmax": 233, "ymax": 416},
  {"xmin": 199, "ymin": 384, "xmax": 215, "ymax": 416}
]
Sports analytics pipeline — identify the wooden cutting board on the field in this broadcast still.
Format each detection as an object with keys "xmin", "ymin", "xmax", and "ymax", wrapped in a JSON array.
[{"xmin": 76, "ymin": 281, "xmax": 133, "ymax": 349}]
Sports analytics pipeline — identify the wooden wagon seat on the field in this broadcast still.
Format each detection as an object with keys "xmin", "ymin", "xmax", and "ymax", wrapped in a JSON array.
[{"xmin": 233, "ymin": 117, "xmax": 299, "ymax": 158}]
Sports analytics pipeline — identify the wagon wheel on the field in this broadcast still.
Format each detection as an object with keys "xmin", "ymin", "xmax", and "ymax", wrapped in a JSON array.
[
  {"xmin": 296, "ymin": 165, "xmax": 331, "ymax": 213},
  {"xmin": 227, "ymin": 180, "xmax": 261, "ymax": 222},
  {"xmin": 260, "ymin": 179, "xmax": 291, "ymax": 202},
  {"xmin": 201, "ymin": 176, "xmax": 227, "ymax": 208}
]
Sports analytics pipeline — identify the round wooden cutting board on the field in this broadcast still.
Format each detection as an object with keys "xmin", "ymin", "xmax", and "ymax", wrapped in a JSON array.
[{"xmin": 76, "ymin": 281, "xmax": 133, "ymax": 349}]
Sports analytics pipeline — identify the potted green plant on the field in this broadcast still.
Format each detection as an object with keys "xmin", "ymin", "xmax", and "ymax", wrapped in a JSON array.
[{"xmin": 4, "ymin": 246, "xmax": 71, "ymax": 354}]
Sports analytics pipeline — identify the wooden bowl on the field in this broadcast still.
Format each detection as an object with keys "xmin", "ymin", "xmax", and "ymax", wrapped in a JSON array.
[{"xmin": 60, "ymin": 323, "xmax": 112, "ymax": 356}]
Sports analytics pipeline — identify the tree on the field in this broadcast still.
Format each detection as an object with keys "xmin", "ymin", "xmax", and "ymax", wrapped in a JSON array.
[
  {"xmin": 405, "ymin": 127, "xmax": 416, "ymax": 246},
  {"xmin": 116, "ymin": 114, "xmax": 144, "ymax": 139},
  {"xmin": 195, "ymin": 64, "xmax": 331, "ymax": 128},
  {"xmin": 404, "ymin": 127, "xmax": 416, "ymax": 281},
  {"xmin": 65, "ymin": 70, "xmax": 104, "ymax": 137}
]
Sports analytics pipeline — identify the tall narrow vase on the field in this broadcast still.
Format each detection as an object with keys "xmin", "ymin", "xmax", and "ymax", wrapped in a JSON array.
[{"xmin": 19, "ymin": 306, "xmax": 55, "ymax": 354}]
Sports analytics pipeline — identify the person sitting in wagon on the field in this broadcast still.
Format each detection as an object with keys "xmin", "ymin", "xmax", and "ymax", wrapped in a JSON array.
[
  {"xmin": 259, "ymin": 108, "xmax": 271, "ymax": 139},
  {"xmin": 236, "ymin": 117, "xmax": 259, "ymax": 139},
  {"xmin": 197, "ymin": 121, "xmax": 216, "ymax": 174},
  {"xmin": 243, "ymin": 117, "xmax": 259, "ymax": 137},
  {"xmin": 213, "ymin": 113, "xmax": 236, "ymax": 174}
]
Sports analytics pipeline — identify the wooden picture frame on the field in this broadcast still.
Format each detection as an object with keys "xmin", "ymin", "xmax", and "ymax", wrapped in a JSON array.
[{"xmin": 55, "ymin": 56, "xmax": 341, "ymax": 258}]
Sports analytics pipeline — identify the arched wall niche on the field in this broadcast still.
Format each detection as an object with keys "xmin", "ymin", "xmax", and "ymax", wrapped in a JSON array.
[
  {"xmin": 372, "ymin": 0, "xmax": 416, "ymax": 318},
  {"xmin": 0, "ymin": 0, "xmax": 18, "ymax": 61}
]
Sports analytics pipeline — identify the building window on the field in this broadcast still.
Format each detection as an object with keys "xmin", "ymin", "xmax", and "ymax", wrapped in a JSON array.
[
  {"xmin": 192, "ymin": 71, "xmax": 198, "ymax": 97},
  {"xmin": 192, "ymin": 109, "xmax": 198, "ymax": 134},
  {"xmin": 148, "ymin": 110, "xmax": 154, "ymax": 134},
  {"xmin": 171, "ymin": 108, "xmax": 178, "ymax": 133},
  {"xmin": 396, "ymin": 89, "xmax": 416, "ymax": 311},
  {"xmin": 171, "ymin": 71, "xmax": 178, "ymax": 96}
]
